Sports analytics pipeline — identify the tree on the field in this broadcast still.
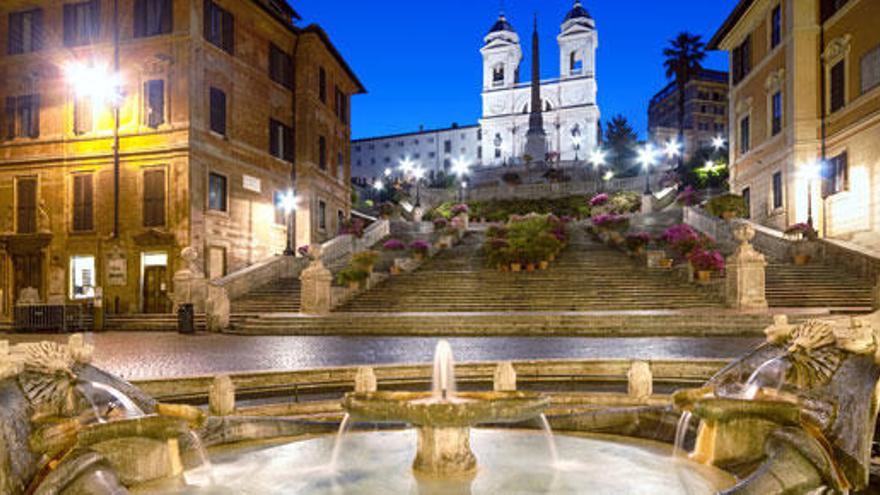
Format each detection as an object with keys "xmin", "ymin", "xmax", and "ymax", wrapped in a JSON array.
[
  {"xmin": 663, "ymin": 32, "xmax": 706, "ymax": 162},
  {"xmin": 604, "ymin": 115, "xmax": 639, "ymax": 177}
]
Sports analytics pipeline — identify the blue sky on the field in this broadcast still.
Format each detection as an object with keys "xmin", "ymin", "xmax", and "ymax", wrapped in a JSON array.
[{"xmin": 289, "ymin": 0, "xmax": 739, "ymax": 140}]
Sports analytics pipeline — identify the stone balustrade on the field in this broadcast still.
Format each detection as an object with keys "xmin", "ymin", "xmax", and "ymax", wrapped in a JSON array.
[{"xmin": 463, "ymin": 172, "xmax": 665, "ymax": 203}]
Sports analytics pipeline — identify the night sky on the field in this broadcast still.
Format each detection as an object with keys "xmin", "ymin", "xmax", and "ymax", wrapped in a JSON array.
[{"xmin": 288, "ymin": 0, "xmax": 740, "ymax": 140}]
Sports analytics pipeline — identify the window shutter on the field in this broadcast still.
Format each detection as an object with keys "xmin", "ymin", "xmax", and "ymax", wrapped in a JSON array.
[
  {"xmin": 31, "ymin": 9, "xmax": 43, "ymax": 51},
  {"xmin": 830, "ymin": 61, "xmax": 845, "ymax": 112},
  {"xmin": 73, "ymin": 175, "xmax": 94, "ymax": 231},
  {"xmin": 284, "ymin": 125, "xmax": 294, "ymax": 162},
  {"xmin": 146, "ymin": 80, "xmax": 165, "ymax": 128},
  {"xmin": 4, "ymin": 97, "xmax": 14, "ymax": 139},
  {"xmin": 133, "ymin": 0, "xmax": 146, "ymax": 36},
  {"xmin": 222, "ymin": 9, "xmax": 234, "ymax": 53},
  {"xmin": 17, "ymin": 178, "xmax": 37, "ymax": 234},
  {"xmin": 63, "ymin": 4, "xmax": 75, "ymax": 46},
  {"xmin": 90, "ymin": 0, "xmax": 101, "ymax": 42},
  {"xmin": 29, "ymin": 95, "xmax": 39, "ymax": 138},
  {"xmin": 84, "ymin": 174, "xmax": 94, "ymax": 230},
  {"xmin": 8, "ymin": 13, "xmax": 22, "ymax": 55},
  {"xmin": 203, "ymin": 0, "xmax": 212, "ymax": 40},
  {"xmin": 161, "ymin": 0, "xmax": 173, "ymax": 34},
  {"xmin": 269, "ymin": 120, "xmax": 279, "ymax": 157},
  {"xmin": 143, "ymin": 169, "xmax": 166, "ymax": 227},
  {"xmin": 210, "ymin": 88, "xmax": 226, "ymax": 135}
]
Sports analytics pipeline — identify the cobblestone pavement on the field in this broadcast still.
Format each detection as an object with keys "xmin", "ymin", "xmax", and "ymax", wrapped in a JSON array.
[{"xmin": 1, "ymin": 332, "xmax": 763, "ymax": 380}]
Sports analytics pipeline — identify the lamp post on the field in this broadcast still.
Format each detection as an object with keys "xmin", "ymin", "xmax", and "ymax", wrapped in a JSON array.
[
  {"xmin": 451, "ymin": 157, "xmax": 471, "ymax": 204},
  {"xmin": 571, "ymin": 125, "xmax": 582, "ymax": 164},
  {"xmin": 588, "ymin": 147, "xmax": 606, "ymax": 182},
  {"xmin": 801, "ymin": 161, "xmax": 821, "ymax": 230},
  {"xmin": 664, "ymin": 138, "xmax": 682, "ymax": 164},
  {"xmin": 278, "ymin": 189, "xmax": 297, "ymax": 256},
  {"xmin": 638, "ymin": 144, "xmax": 657, "ymax": 195},
  {"xmin": 373, "ymin": 179, "xmax": 384, "ymax": 203},
  {"xmin": 712, "ymin": 135, "xmax": 726, "ymax": 154},
  {"xmin": 412, "ymin": 166, "xmax": 425, "ymax": 208}
]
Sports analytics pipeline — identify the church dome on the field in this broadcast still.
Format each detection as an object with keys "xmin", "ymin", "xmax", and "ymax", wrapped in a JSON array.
[
  {"xmin": 564, "ymin": 1, "xmax": 592, "ymax": 22},
  {"xmin": 488, "ymin": 14, "xmax": 515, "ymax": 34}
]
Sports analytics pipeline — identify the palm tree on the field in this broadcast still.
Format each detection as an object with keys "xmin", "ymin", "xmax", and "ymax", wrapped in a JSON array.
[{"xmin": 663, "ymin": 32, "xmax": 706, "ymax": 164}]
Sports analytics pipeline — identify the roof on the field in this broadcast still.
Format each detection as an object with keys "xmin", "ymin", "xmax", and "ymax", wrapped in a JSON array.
[
  {"xmin": 649, "ymin": 69, "xmax": 730, "ymax": 106},
  {"xmin": 564, "ymin": 1, "xmax": 592, "ymax": 22},
  {"xmin": 301, "ymin": 24, "xmax": 367, "ymax": 94},
  {"xmin": 488, "ymin": 15, "xmax": 516, "ymax": 34},
  {"xmin": 708, "ymin": 0, "xmax": 756, "ymax": 50},
  {"xmin": 352, "ymin": 124, "xmax": 480, "ymax": 144}
]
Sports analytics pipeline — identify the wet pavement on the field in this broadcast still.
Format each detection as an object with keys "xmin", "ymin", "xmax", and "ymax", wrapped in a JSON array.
[{"xmin": 1, "ymin": 332, "xmax": 763, "ymax": 380}]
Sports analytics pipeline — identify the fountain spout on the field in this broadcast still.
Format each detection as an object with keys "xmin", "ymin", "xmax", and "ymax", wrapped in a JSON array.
[{"xmin": 432, "ymin": 340, "xmax": 456, "ymax": 401}]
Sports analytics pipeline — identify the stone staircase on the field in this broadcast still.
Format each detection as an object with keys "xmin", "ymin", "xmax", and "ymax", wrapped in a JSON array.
[
  {"xmin": 230, "ymin": 277, "xmax": 302, "ymax": 315},
  {"xmin": 337, "ymin": 229, "xmax": 725, "ymax": 313},
  {"xmin": 766, "ymin": 263, "xmax": 874, "ymax": 310},
  {"xmin": 104, "ymin": 314, "xmax": 208, "ymax": 332}
]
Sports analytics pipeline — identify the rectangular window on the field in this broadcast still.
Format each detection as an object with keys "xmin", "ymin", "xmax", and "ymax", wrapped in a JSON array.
[
  {"xmin": 269, "ymin": 43, "xmax": 293, "ymax": 89},
  {"xmin": 830, "ymin": 60, "xmax": 846, "ymax": 113},
  {"xmin": 319, "ymin": 67, "xmax": 327, "ymax": 103},
  {"xmin": 273, "ymin": 191, "xmax": 286, "ymax": 225},
  {"xmin": 739, "ymin": 115, "xmax": 750, "ymax": 154},
  {"xmin": 209, "ymin": 87, "xmax": 226, "ymax": 135},
  {"xmin": 72, "ymin": 174, "xmax": 94, "ymax": 232},
  {"xmin": 144, "ymin": 80, "xmax": 165, "ymax": 128},
  {"xmin": 63, "ymin": 0, "xmax": 100, "ymax": 47},
  {"xmin": 477, "ymin": 146, "xmax": 482, "ymax": 159},
  {"xmin": 143, "ymin": 169, "xmax": 166, "ymax": 227},
  {"xmin": 204, "ymin": 0, "xmax": 234, "ymax": 54},
  {"xmin": 73, "ymin": 96, "xmax": 92, "ymax": 135},
  {"xmin": 8, "ymin": 9, "xmax": 43, "ymax": 54},
  {"xmin": 208, "ymin": 172, "xmax": 227, "ymax": 212},
  {"xmin": 337, "ymin": 152, "xmax": 344, "ymax": 179},
  {"xmin": 772, "ymin": 171, "xmax": 783, "ymax": 209},
  {"xmin": 335, "ymin": 86, "xmax": 348, "ymax": 124},
  {"xmin": 70, "ymin": 255, "xmax": 96, "ymax": 299},
  {"xmin": 770, "ymin": 5, "xmax": 782, "ymax": 49},
  {"xmin": 732, "ymin": 35, "xmax": 752, "ymax": 84},
  {"xmin": 16, "ymin": 177, "xmax": 37, "ymax": 234},
  {"xmin": 828, "ymin": 152, "xmax": 849, "ymax": 195},
  {"xmin": 742, "ymin": 187, "xmax": 751, "ymax": 219},
  {"xmin": 5, "ymin": 95, "xmax": 40, "ymax": 139},
  {"xmin": 318, "ymin": 200, "xmax": 327, "ymax": 230},
  {"xmin": 495, "ymin": 148, "xmax": 501, "ymax": 159},
  {"xmin": 821, "ymin": 0, "xmax": 850, "ymax": 22},
  {"xmin": 860, "ymin": 45, "xmax": 880, "ymax": 95},
  {"xmin": 134, "ymin": 0, "xmax": 172, "ymax": 38},
  {"xmin": 771, "ymin": 91, "xmax": 783, "ymax": 136},
  {"xmin": 318, "ymin": 136, "xmax": 327, "ymax": 170},
  {"xmin": 444, "ymin": 140, "xmax": 452, "ymax": 153},
  {"xmin": 269, "ymin": 119, "xmax": 293, "ymax": 162}
]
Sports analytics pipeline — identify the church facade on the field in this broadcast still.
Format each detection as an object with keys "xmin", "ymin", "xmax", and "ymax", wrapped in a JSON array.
[{"xmin": 351, "ymin": 1, "xmax": 600, "ymax": 183}]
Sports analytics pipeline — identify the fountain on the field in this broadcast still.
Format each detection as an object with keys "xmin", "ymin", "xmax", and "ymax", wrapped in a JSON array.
[{"xmin": 342, "ymin": 340, "xmax": 550, "ymax": 477}]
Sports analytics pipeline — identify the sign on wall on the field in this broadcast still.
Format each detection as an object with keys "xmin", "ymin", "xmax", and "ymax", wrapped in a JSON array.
[
  {"xmin": 105, "ymin": 250, "xmax": 128, "ymax": 287},
  {"xmin": 243, "ymin": 175, "xmax": 262, "ymax": 193}
]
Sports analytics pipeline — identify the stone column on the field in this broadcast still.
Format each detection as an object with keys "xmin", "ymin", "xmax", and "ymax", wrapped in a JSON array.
[
  {"xmin": 725, "ymin": 222, "xmax": 769, "ymax": 311},
  {"xmin": 300, "ymin": 244, "xmax": 333, "ymax": 315}
]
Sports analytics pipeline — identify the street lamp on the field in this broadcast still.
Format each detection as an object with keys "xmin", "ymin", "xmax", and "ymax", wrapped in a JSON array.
[
  {"xmin": 638, "ymin": 144, "xmax": 658, "ymax": 194},
  {"xmin": 384, "ymin": 167, "xmax": 392, "ymax": 178},
  {"xmin": 399, "ymin": 157, "xmax": 415, "ymax": 176},
  {"xmin": 588, "ymin": 147, "xmax": 607, "ymax": 188},
  {"xmin": 801, "ymin": 160, "xmax": 822, "ymax": 229},
  {"xmin": 664, "ymin": 138, "xmax": 682, "ymax": 161},
  {"xmin": 451, "ymin": 157, "xmax": 471, "ymax": 203},
  {"xmin": 277, "ymin": 189, "xmax": 297, "ymax": 256},
  {"xmin": 712, "ymin": 135, "xmax": 727, "ymax": 152},
  {"xmin": 571, "ymin": 125, "xmax": 583, "ymax": 163},
  {"xmin": 412, "ymin": 166, "xmax": 425, "ymax": 207}
]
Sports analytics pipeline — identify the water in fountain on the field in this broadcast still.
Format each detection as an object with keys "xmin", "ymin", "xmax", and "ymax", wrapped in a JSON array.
[
  {"xmin": 742, "ymin": 357, "xmax": 790, "ymax": 400},
  {"xmin": 432, "ymin": 340, "xmax": 456, "ymax": 401},
  {"xmin": 183, "ymin": 430, "xmax": 217, "ymax": 487},
  {"xmin": 673, "ymin": 411, "xmax": 693, "ymax": 457},
  {"xmin": 538, "ymin": 414, "xmax": 559, "ymax": 466},
  {"xmin": 76, "ymin": 383, "xmax": 107, "ymax": 424},
  {"xmin": 328, "ymin": 414, "xmax": 352, "ymax": 470},
  {"xmin": 78, "ymin": 381, "xmax": 145, "ymax": 420}
]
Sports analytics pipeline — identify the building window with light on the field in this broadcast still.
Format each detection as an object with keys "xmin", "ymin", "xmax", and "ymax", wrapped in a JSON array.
[
  {"xmin": 829, "ymin": 60, "xmax": 846, "ymax": 113},
  {"xmin": 208, "ymin": 172, "xmax": 228, "ymax": 212},
  {"xmin": 15, "ymin": 177, "xmax": 37, "ymax": 234},
  {"xmin": 5, "ymin": 95, "xmax": 40, "ymax": 139},
  {"xmin": 73, "ymin": 96, "xmax": 92, "ymax": 135},
  {"xmin": 269, "ymin": 119, "xmax": 293, "ymax": 161},
  {"xmin": 739, "ymin": 115, "xmax": 750, "ymax": 154},
  {"xmin": 209, "ymin": 87, "xmax": 226, "ymax": 135},
  {"xmin": 70, "ymin": 255, "xmax": 96, "ymax": 300},
  {"xmin": 145, "ymin": 80, "xmax": 165, "ymax": 128},
  {"xmin": 771, "ymin": 91, "xmax": 783, "ymax": 136},
  {"xmin": 770, "ymin": 5, "xmax": 782, "ymax": 49},
  {"xmin": 143, "ymin": 169, "xmax": 166, "ymax": 227},
  {"xmin": 134, "ymin": 0, "xmax": 172, "ymax": 38},
  {"xmin": 204, "ymin": 0, "xmax": 234, "ymax": 54},
  {"xmin": 827, "ymin": 152, "xmax": 849, "ymax": 195},
  {"xmin": 273, "ymin": 191, "xmax": 286, "ymax": 225},
  {"xmin": 772, "ymin": 171, "xmax": 783, "ymax": 210},
  {"xmin": 8, "ymin": 8, "xmax": 43, "ymax": 55},
  {"xmin": 318, "ymin": 136, "xmax": 327, "ymax": 170},
  {"xmin": 63, "ymin": 0, "xmax": 100, "ymax": 47},
  {"xmin": 72, "ymin": 173, "xmax": 94, "ymax": 232}
]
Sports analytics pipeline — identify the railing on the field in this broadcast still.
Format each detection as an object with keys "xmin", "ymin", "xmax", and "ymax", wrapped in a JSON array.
[
  {"xmin": 465, "ymin": 173, "xmax": 664, "ymax": 202},
  {"xmin": 14, "ymin": 304, "xmax": 92, "ymax": 332},
  {"xmin": 683, "ymin": 207, "xmax": 735, "ymax": 246}
]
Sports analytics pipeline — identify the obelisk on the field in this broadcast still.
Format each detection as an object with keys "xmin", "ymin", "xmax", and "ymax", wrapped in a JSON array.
[{"xmin": 524, "ymin": 14, "xmax": 547, "ymax": 163}]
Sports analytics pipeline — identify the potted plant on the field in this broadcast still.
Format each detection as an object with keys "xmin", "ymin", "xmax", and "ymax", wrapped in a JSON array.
[
  {"xmin": 676, "ymin": 186, "xmax": 699, "ymax": 207},
  {"xmin": 337, "ymin": 267, "xmax": 369, "ymax": 290},
  {"xmin": 784, "ymin": 223, "xmax": 818, "ymax": 265},
  {"xmin": 410, "ymin": 240, "xmax": 431, "ymax": 260},
  {"xmin": 339, "ymin": 218, "xmax": 366, "ymax": 238},
  {"xmin": 433, "ymin": 217, "xmax": 448, "ymax": 230},
  {"xmin": 625, "ymin": 232, "xmax": 652, "ymax": 256},
  {"xmin": 352, "ymin": 250, "xmax": 380, "ymax": 273},
  {"xmin": 688, "ymin": 248, "xmax": 725, "ymax": 283},
  {"xmin": 706, "ymin": 194, "xmax": 748, "ymax": 220},
  {"xmin": 383, "ymin": 239, "xmax": 406, "ymax": 252}
]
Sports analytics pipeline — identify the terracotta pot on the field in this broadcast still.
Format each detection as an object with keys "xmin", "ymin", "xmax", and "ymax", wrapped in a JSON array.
[
  {"xmin": 390, "ymin": 266, "xmax": 401, "ymax": 275},
  {"xmin": 549, "ymin": 254, "xmax": 556, "ymax": 262},
  {"xmin": 722, "ymin": 211, "xmax": 737, "ymax": 221},
  {"xmin": 348, "ymin": 281, "xmax": 361, "ymax": 290},
  {"xmin": 793, "ymin": 254, "xmax": 811, "ymax": 266},
  {"xmin": 414, "ymin": 252, "xmax": 425, "ymax": 261},
  {"xmin": 511, "ymin": 263, "xmax": 522, "ymax": 272},
  {"xmin": 526, "ymin": 263, "xmax": 536, "ymax": 272},
  {"xmin": 696, "ymin": 270, "xmax": 712, "ymax": 283},
  {"xmin": 659, "ymin": 259, "xmax": 674, "ymax": 269},
  {"xmin": 539, "ymin": 261, "xmax": 549, "ymax": 270}
]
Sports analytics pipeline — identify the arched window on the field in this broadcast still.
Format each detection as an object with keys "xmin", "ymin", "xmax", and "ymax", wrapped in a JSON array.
[
  {"xmin": 492, "ymin": 65, "xmax": 505, "ymax": 86},
  {"xmin": 570, "ymin": 51, "xmax": 583, "ymax": 75}
]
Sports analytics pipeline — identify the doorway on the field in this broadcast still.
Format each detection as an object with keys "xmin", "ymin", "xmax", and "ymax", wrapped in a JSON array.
[
  {"xmin": 141, "ymin": 252, "xmax": 168, "ymax": 314},
  {"xmin": 12, "ymin": 253, "xmax": 43, "ymax": 303}
]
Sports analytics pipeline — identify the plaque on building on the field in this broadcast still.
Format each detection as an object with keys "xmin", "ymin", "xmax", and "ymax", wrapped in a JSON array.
[
  {"xmin": 106, "ymin": 250, "xmax": 128, "ymax": 287},
  {"xmin": 243, "ymin": 175, "xmax": 262, "ymax": 193}
]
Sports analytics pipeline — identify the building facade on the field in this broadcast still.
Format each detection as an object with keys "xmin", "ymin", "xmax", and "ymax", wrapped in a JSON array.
[
  {"xmin": 0, "ymin": 0, "xmax": 363, "ymax": 320},
  {"xmin": 710, "ymin": 0, "xmax": 880, "ymax": 242},
  {"xmin": 350, "ymin": 1, "xmax": 599, "ymax": 183},
  {"xmin": 648, "ymin": 69, "xmax": 729, "ymax": 160}
]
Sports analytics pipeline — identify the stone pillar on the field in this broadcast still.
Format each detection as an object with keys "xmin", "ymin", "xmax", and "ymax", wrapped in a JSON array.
[
  {"xmin": 172, "ymin": 247, "xmax": 208, "ymax": 313},
  {"xmin": 205, "ymin": 286, "xmax": 229, "ymax": 332},
  {"xmin": 354, "ymin": 366, "xmax": 377, "ymax": 393},
  {"xmin": 641, "ymin": 194, "xmax": 654, "ymax": 214},
  {"xmin": 209, "ymin": 375, "xmax": 235, "ymax": 416},
  {"xmin": 413, "ymin": 426, "xmax": 477, "ymax": 477},
  {"xmin": 300, "ymin": 244, "xmax": 333, "ymax": 315},
  {"xmin": 627, "ymin": 361, "xmax": 652, "ymax": 401},
  {"xmin": 725, "ymin": 222, "xmax": 769, "ymax": 311},
  {"xmin": 493, "ymin": 362, "xmax": 517, "ymax": 392}
]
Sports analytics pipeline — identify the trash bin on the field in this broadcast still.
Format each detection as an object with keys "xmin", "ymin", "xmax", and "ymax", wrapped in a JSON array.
[{"xmin": 178, "ymin": 304, "xmax": 195, "ymax": 334}]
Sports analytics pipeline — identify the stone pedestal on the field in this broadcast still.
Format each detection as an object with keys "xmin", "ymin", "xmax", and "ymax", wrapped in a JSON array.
[
  {"xmin": 412, "ymin": 207, "xmax": 424, "ymax": 223},
  {"xmin": 205, "ymin": 286, "xmax": 229, "ymax": 332},
  {"xmin": 725, "ymin": 222, "xmax": 768, "ymax": 310},
  {"xmin": 354, "ymin": 366, "xmax": 377, "ymax": 393},
  {"xmin": 209, "ymin": 375, "xmax": 235, "ymax": 416},
  {"xmin": 641, "ymin": 194, "xmax": 654, "ymax": 214},
  {"xmin": 300, "ymin": 245, "xmax": 333, "ymax": 315},
  {"xmin": 414, "ymin": 426, "xmax": 477, "ymax": 477},
  {"xmin": 627, "ymin": 361, "xmax": 652, "ymax": 401},
  {"xmin": 493, "ymin": 362, "xmax": 517, "ymax": 392}
]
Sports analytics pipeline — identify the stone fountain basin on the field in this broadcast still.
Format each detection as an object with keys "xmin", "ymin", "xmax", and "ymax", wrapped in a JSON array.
[{"xmin": 342, "ymin": 391, "xmax": 550, "ymax": 427}]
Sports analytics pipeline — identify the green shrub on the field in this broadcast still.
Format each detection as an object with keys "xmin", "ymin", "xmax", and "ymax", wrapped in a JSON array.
[
  {"xmin": 706, "ymin": 194, "xmax": 747, "ymax": 218},
  {"xmin": 351, "ymin": 251, "xmax": 380, "ymax": 270},
  {"xmin": 337, "ymin": 267, "xmax": 369, "ymax": 286}
]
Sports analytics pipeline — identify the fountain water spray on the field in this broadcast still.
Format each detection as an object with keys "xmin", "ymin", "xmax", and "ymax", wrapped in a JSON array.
[
  {"xmin": 432, "ymin": 340, "xmax": 456, "ymax": 401},
  {"xmin": 328, "ymin": 414, "xmax": 352, "ymax": 469}
]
